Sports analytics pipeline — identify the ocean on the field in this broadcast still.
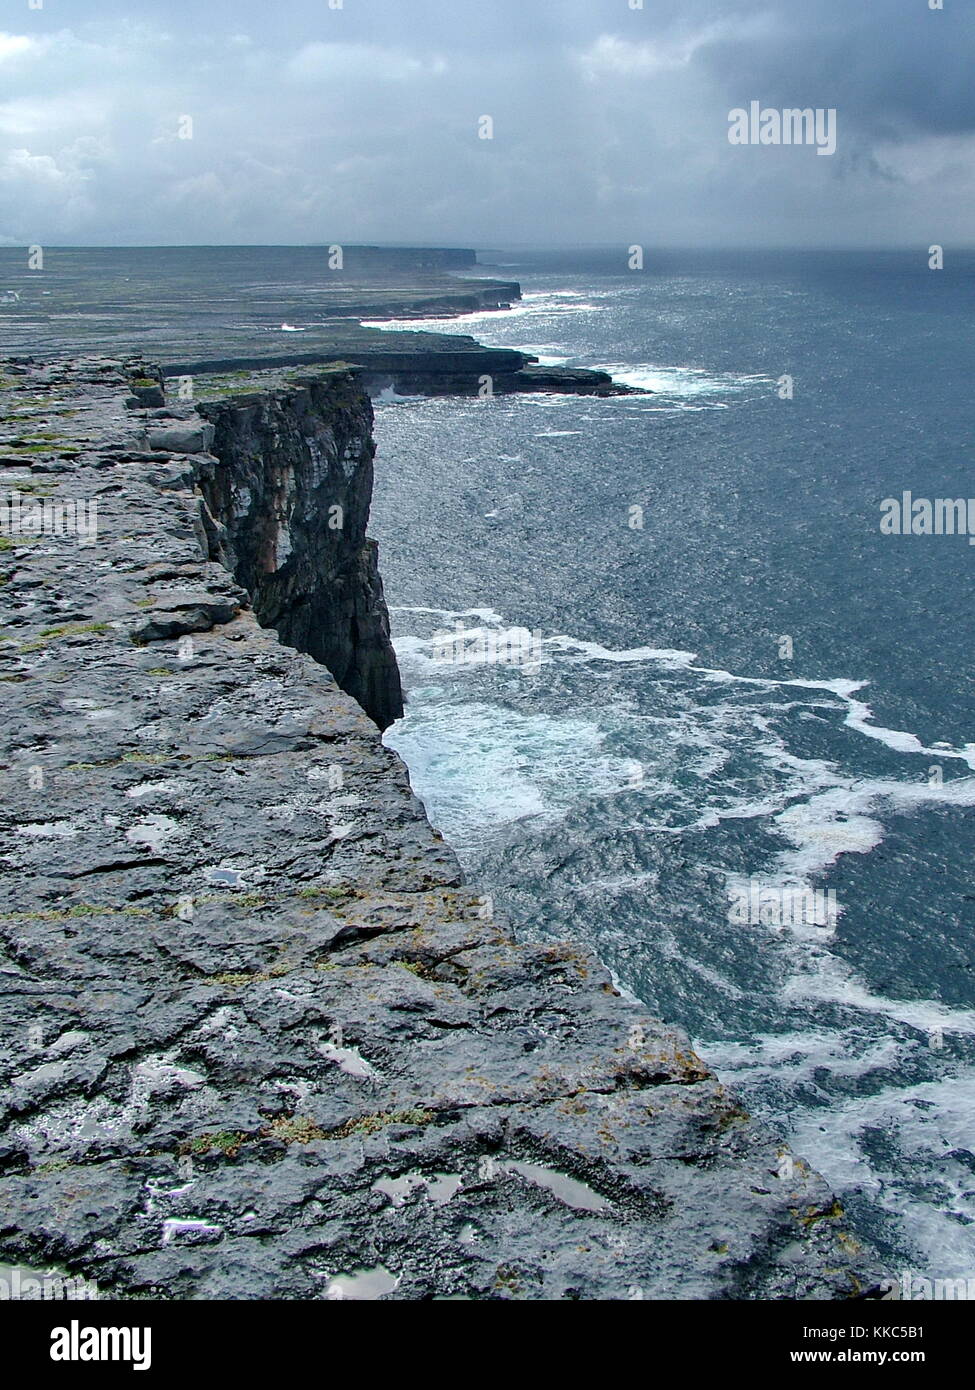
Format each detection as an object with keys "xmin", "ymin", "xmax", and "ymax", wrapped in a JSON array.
[{"xmin": 367, "ymin": 248, "xmax": 975, "ymax": 1275}]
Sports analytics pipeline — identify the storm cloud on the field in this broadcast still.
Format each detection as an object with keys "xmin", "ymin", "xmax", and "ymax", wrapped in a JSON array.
[{"xmin": 0, "ymin": 0, "xmax": 971, "ymax": 247}]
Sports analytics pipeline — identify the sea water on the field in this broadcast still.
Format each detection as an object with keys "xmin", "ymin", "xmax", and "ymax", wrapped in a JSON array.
[{"xmin": 369, "ymin": 248, "xmax": 975, "ymax": 1275}]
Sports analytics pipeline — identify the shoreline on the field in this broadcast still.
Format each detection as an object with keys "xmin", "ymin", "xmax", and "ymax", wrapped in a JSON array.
[{"xmin": 0, "ymin": 246, "xmax": 637, "ymax": 400}]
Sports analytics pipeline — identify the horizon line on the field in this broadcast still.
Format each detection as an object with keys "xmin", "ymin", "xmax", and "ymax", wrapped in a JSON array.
[{"xmin": 2, "ymin": 242, "xmax": 973, "ymax": 254}]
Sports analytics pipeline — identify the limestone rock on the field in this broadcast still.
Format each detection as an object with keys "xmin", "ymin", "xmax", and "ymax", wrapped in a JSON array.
[{"xmin": 148, "ymin": 422, "xmax": 216, "ymax": 455}]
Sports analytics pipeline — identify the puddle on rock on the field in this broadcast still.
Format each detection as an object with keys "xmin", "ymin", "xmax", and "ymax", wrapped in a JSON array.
[
  {"xmin": 324, "ymin": 1265, "xmax": 400, "ymax": 1300},
  {"xmin": 161, "ymin": 1218, "xmax": 223, "ymax": 1245},
  {"xmin": 502, "ymin": 1161, "xmax": 612, "ymax": 1213},
  {"xmin": 319, "ymin": 1041, "xmax": 378, "ymax": 1080},
  {"xmin": 205, "ymin": 867, "xmax": 245, "ymax": 887}
]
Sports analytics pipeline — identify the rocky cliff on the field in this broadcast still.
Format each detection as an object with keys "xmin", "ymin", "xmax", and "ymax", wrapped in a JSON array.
[
  {"xmin": 0, "ymin": 355, "xmax": 878, "ymax": 1300},
  {"xmin": 162, "ymin": 347, "xmax": 635, "ymax": 401},
  {"xmin": 194, "ymin": 371, "xmax": 403, "ymax": 730}
]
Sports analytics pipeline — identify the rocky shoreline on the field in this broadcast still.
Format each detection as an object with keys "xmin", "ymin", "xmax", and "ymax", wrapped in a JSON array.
[
  {"xmin": 0, "ymin": 246, "xmax": 636, "ymax": 400},
  {"xmin": 0, "ymin": 353, "xmax": 880, "ymax": 1299},
  {"xmin": 164, "ymin": 354, "xmax": 634, "ymax": 400}
]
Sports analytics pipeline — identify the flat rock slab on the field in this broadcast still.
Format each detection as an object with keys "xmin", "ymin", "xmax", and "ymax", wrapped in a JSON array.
[{"xmin": 147, "ymin": 423, "xmax": 216, "ymax": 455}]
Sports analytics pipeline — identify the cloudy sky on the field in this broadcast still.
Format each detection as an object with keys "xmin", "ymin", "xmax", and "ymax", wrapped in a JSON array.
[{"xmin": 0, "ymin": 0, "xmax": 971, "ymax": 248}]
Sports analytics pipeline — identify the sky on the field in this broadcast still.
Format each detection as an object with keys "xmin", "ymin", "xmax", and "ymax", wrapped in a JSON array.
[{"xmin": 0, "ymin": 0, "xmax": 972, "ymax": 249}]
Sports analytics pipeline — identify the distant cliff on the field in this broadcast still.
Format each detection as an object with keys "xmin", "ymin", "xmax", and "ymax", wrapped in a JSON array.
[{"xmin": 0, "ymin": 242, "xmax": 635, "ymax": 398}]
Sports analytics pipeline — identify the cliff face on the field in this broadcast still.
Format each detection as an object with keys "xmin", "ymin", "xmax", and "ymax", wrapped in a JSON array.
[
  {"xmin": 0, "ymin": 355, "xmax": 880, "ymax": 1301},
  {"xmin": 195, "ymin": 373, "xmax": 403, "ymax": 730}
]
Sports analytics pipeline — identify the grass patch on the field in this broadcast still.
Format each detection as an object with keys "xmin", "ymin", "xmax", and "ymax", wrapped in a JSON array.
[
  {"xmin": 2, "ymin": 439, "xmax": 72, "ymax": 455},
  {"xmin": 180, "ymin": 1131, "xmax": 249, "ymax": 1159},
  {"xmin": 0, "ymin": 902, "xmax": 153, "ymax": 924},
  {"xmin": 264, "ymin": 1115, "xmax": 326, "ymax": 1145},
  {"xmin": 0, "ymin": 534, "xmax": 41, "ymax": 548},
  {"xmin": 33, "ymin": 1158, "xmax": 72, "ymax": 1175},
  {"xmin": 19, "ymin": 621, "xmax": 110, "ymax": 652},
  {"xmin": 297, "ymin": 884, "xmax": 352, "ymax": 900},
  {"xmin": 328, "ymin": 1108, "xmax": 434, "ymax": 1140},
  {"xmin": 2, "ymin": 479, "xmax": 56, "ymax": 496}
]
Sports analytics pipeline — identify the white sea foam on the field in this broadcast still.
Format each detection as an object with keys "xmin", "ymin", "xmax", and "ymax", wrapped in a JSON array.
[
  {"xmin": 387, "ymin": 702, "xmax": 604, "ymax": 842},
  {"xmin": 390, "ymin": 604, "xmax": 508, "ymax": 624},
  {"xmin": 518, "ymin": 345, "xmax": 572, "ymax": 364},
  {"xmin": 374, "ymin": 386, "xmax": 424, "ymax": 403},
  {"xmin": 386, "ymin": 604, "xmax": 975, "ymax": 1276},
  {"xmin": 704, "ymin": 1028, "xmax": 904, "ymax": 1082},
  {"xmin": 782, "ymin": 1071, "xmax": 975, "ymax": 1274},
  {"xmin": 390, "ymin": 605, "xmax": 975, "ymax": 1043},
  {"xmin": 704, "ymin": 1024, "xmax": 975, "ymax": 1275},
  {"xmin": 782, "ymin": 955, "xmax": 975, "ymax": 1037},
  {"xmin": 593, "ymin": 362, "xmax": 775, "ymax": 398},
  {"xmin": 361, "ymin": 292, "xmax": 604, "ymax": 334}
]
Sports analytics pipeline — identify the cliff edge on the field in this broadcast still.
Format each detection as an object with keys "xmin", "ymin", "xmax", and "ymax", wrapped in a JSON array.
[{"xmin": 0, "ymin": 355, "xmax": 878, "ymax": 1299}]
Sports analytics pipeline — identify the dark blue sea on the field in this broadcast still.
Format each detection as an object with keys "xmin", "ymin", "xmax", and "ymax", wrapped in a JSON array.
[{"xmin": 367, "ymin": 248, "xmax": 975, "ymax": 1276}]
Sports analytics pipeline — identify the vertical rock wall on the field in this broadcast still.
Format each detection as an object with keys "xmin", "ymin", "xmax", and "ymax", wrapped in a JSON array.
[{"xmin": 196, "ymin": 370, "xmax": 403, "ymax": 730}]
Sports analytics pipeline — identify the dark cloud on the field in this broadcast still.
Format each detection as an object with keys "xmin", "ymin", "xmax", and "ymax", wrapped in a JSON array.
[
  {"xmin": 698, "ymin": 0, "xmax": 975, "ymax": 140},
  {"xmin": 0, "ymin": 0, "xmax": 971, "ymax": 247}
]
